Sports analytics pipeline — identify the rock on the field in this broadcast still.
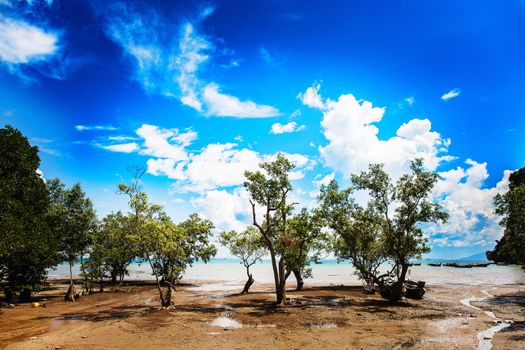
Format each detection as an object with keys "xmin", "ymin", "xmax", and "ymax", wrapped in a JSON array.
[
  {"xmin": 31, "ymin": 302, "xmax": 40, "ymax": 308},
  {"xmin": 81, "ymin": 336, "xmax": 87, "ymax": 338},
  {"xmin": 55, "ymin": 346, "xmax": 62, "ymax": 349},
  {"xmin": 29, "ymin": 337, "xmax": 37, "ymax": 340},
  {"xmin": 8, "ymin": 304, "xmax": 15, "ymax": 308}
]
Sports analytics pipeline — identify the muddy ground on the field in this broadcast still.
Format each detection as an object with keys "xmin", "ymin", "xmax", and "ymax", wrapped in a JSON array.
[{"xmin": 1, "ymin": 280, "xmax": 523, "ymax": 349}]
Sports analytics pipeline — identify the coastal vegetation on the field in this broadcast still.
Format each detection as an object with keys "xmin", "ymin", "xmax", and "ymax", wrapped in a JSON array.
[
  {"xmin": 487, "ymin": 166, "xmax": 525, "ymax": 265},
  {"xmin": 1, "ymin": 125, "xmax": 520, "ymax": 307}
]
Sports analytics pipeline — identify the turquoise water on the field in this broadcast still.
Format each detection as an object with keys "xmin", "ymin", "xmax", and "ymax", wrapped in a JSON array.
[{"xmin": 48, "ymin": 259, "xmax": 524, "ymax": 291}]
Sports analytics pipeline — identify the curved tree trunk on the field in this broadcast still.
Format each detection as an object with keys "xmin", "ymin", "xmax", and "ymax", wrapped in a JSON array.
[
  {"xmin": 242, "ymin": 273, "xmax": 254, "ymax": 294},
  {"xmin": 293, "ymin": 269, "xmax": 304, "ymax": 291},
  {"xmin": 390, "ymin": 263, "xmax": 409, "ymax": 302}
]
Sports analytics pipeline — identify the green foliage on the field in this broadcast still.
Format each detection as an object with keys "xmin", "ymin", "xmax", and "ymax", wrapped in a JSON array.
[
  {"xmin": 0, "ymin": 125, "xmax": 59, "ymax": 296},
  {"xmin": 319, "ymin": 159, "xmax": 447, "ymax": 300},
  {"xmin": 282, "ymin": 208, "xmax": 329, "ymax": 279},
  {"xmin": 244, "ymin": 153, "xmax": 295, "ymax": 303},
  {"xmin": 487, "ymin": 167, "xmax": 525, "ymax": 264},
  {"xmin": 47, "ymin": 179, "xmax": 97, "ymax": 283},
  {"xmin": 219, "ymin": 227, "xmax": 266, "ymax": 269},
  {"xmin": 119, "ymin": 171, "xmax": 216, "ymax": 306}
]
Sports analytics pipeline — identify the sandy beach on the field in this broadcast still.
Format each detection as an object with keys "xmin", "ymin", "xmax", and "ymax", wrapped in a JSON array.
[{"xmin": 1, "ymin": 277, "xmax": 523, "ymax": 350}]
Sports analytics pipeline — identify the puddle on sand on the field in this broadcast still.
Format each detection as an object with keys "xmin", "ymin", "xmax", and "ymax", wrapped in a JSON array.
[
  {"xmin": 477, "ymin": 321, "xmax": 513, "ymax": 350},
  {"xmin": 310, "ymin": 323, "xmax": 337, "ymax": 329},
  {"xmin": 210, "ymin": 317, "xmax": 243, "ymax": 329}
]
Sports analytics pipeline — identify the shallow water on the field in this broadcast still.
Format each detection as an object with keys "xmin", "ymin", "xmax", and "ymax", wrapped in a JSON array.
[{"xmin": 48, "ymin": 259, "xmax": 525, "ymax": 289}]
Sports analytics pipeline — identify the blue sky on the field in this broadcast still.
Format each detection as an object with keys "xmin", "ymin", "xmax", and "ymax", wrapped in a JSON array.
[{"xmin": 1, "ymin": 0, "xmax": 524, "ymax": 259}]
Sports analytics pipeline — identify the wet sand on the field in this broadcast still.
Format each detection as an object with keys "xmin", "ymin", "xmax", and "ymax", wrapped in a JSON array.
[{"xmin": 1, "ymin": 280, "xmax": 523, "ymax": 349}]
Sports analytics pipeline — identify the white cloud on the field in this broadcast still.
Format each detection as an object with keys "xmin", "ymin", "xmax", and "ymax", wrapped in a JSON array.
[
  {"xmin": 191, "ymin": 187, "xmax": 253, "ymax": 232},
  {"xmin": 405, "ymin": 96, "xmax": 414, "ymax": 105},
  {"xmin": 94, "ymin": 123, "xmax": 312, "ymax": 194},
  {"xmin": 428, "ymin": 161, "xmax": 510, "ymax": 247},
  {"xmin": 75, "ymin": 125, "xmax": 118, "ymax": 131},
  {"xmin": 98, "ymin": 142, "xmax": 139, "ymax": 153},
  {"xmin": 103, "ymin": 5, "xmax": 281, "ymax": 118},
  {"xmin": 0, "ymin": 16, "xmax": 58, "ymax": 64},
  {"xmin": 136, "ymin": 124, "xmax": 194, "ymax": 162},
  {"xmin": 297, "ymin": 83, "xmax": 326, "ymax": 110},
  {"xmin": 300, "ymin": 84, "xmax": 453, "ymax": 178},
  {"xmin": 202, "ymin": 83, "xmax": 281, "ymax": 118},
  {"xmin": 270, "ymin": 121, "xmax": 305, "ymax": 134},
  {"xmin": 441, "ymin": 88, "xmax": 461, "ymax": 100}
]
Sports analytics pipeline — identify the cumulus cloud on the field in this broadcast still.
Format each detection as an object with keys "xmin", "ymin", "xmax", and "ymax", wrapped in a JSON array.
[
  {"xmin": 300, "ymin": 82, "xmax": 509, "ymax": 249},
  {"xmin": 299, "ymin": 83, "xmax": 453, "ymax": 178},
  {"xmin": 102, "ymin": 4, "xmax": 280, "ymax": 118},
  {"xmin": 270, "ymin": 121, "xmax": 305, "ymax": 134},
  {"xmin": 297, "ymin": 83, "xmax": 326, "ymax": 110},
  {"xmin": 441, "ymin": 88, "xmax": 461, "ymax": 100},
  {"xmin": 0, "ymin": 16, "xmax": 58, "ymax": 64},
  {"xmin": 96, "ymin": 123, "xmax": 312, "ymax": 194},
  {"xmin": 428, "ymin": 160, "xmax": 510, "ymax": 248}
]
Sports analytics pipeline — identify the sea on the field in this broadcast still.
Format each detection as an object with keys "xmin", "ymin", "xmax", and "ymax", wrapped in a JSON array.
[{"xmin": 48, "ymin": 259, "xmax": 525, "ymax": 292}]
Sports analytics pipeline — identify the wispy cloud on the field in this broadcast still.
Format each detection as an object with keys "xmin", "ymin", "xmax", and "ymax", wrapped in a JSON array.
[
  {"xmin": 441, "ymin": 88, "xmax": 461, "ymax": 101},
  {"xmin": 203, "ymin": 83, "xmax": 281, "ymax": 118},
  {"xmin": 270, "ymin": 122, "xmax": 305, "ymax": 134},
  {"xmin": 75, "ymin": 125, "xmax": 118, "ymax": 131},
  {"xmin": 101, "ymin": 3, "xmax": 281, "ymax": 118},
  {"xmin": 95, "ymin": 142, "xmax": 138, "ymax": 153},
  {"xmin": 259, "ymin": 46, "xmax": 281, "ymax": 67},
  {"xmin": 405, "ymin": 96, "xmax": 414, "ymax": 105}
]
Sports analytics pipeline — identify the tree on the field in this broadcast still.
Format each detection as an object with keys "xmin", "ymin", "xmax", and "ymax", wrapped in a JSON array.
[
  {"xmin": 119, "ymin": 171, "xmax": 216, "ymax": 307},
  {"xmin": 319, "ymin": 180, "xmax": 388, "ymax": 289},
  {"xmin": 244, "ymin": 154, "xmax": 295, "ymax": 305},
  {"xmin": 219, "ymin": 227, "xmax": 266, "ymax": 294},
  {"xmin": 47, "ymin": 179, "xmax": 97, "ymax": 301},
  {"xmin": 320, "ymin": 159, "xmax": 447, "ymax": 301},
  {"xmin": 487, "ymin": 166, "xmax": 525, "ymax": 265},
  {"xmin": 282, "ymin": 208, "xmax": 330, "ymax": 291},
  {"xmin": 95, "ymin": 212, "xmax": 137, "ymax": 285},
  {"xmin": 0, "ymin": 125, "xmax": 59, "ymax": 301}
]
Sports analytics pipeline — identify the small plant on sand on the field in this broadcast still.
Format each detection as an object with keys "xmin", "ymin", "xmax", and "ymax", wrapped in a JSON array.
[{"xmin": 219, "ymin": 227, "xmax": 266, "ymax": 293}]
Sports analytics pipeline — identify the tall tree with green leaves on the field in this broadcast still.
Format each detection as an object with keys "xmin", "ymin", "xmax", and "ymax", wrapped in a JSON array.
[
  {"xmin": 244, "ymin": 154, "xmax": 295, "ymax": 305},
  {"xmin": 282, "ymin": 208, "xmax": 330, "ymax": 291},
  {"xmin": 0, "ymin": 125, "xmax": 59, "ymax": 301},
  {"xmin": 487, "ymin": 167, "xmax": 525, "ymax": 265},
  {"xmin": 119, "ymin": 170, "xmax": 216, "ymax": 307},
  {"xmin": 219, "ymin": 227, "xmax": 266, "ymax": 293},
  {"xmin": 320, "ymin": 159, "xmax": 447, "ymax": 301},
  {"xmin": 47, "ymin": 179, "xmax": 97, "ymax": 301},
  {"xmin": 96, "ymin": 211, "xmax": 138, "ymax": 285}
]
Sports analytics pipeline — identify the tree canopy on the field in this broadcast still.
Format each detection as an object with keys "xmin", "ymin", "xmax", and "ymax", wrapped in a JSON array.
[
  {"xmin": 487, "ymin": 166, "xmax": 525, "ymax": 265},
  {"xmin": 0, "ymin": 125, "xmax": 59, "ymax": 300}
]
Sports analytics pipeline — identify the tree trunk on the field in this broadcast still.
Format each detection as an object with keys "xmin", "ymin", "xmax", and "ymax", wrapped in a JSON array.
[
  {"xmin": 66, "ymin": 260, "xmax": 76, "ymax": 302},
  {"xmin": 276, "ymin": 257, "xmax": 287, "ymax": 305},
  {"xmin": 390, "ymin": 263, "xmax": 409, "ymax": 302},
  {"xmin": 162, "ymin": 283, "xmax": 173, "ymax": 307},
  {"xmin": 242, "ymin": 273, "xmax": 254, "ymax": 294},
  {"xmin": 293, "ymin": 269, "xmax": 304, "ymax": 291},
  {"xmin": 65, "ymin": 283, "xmax": 77, "ymax": 302}
]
